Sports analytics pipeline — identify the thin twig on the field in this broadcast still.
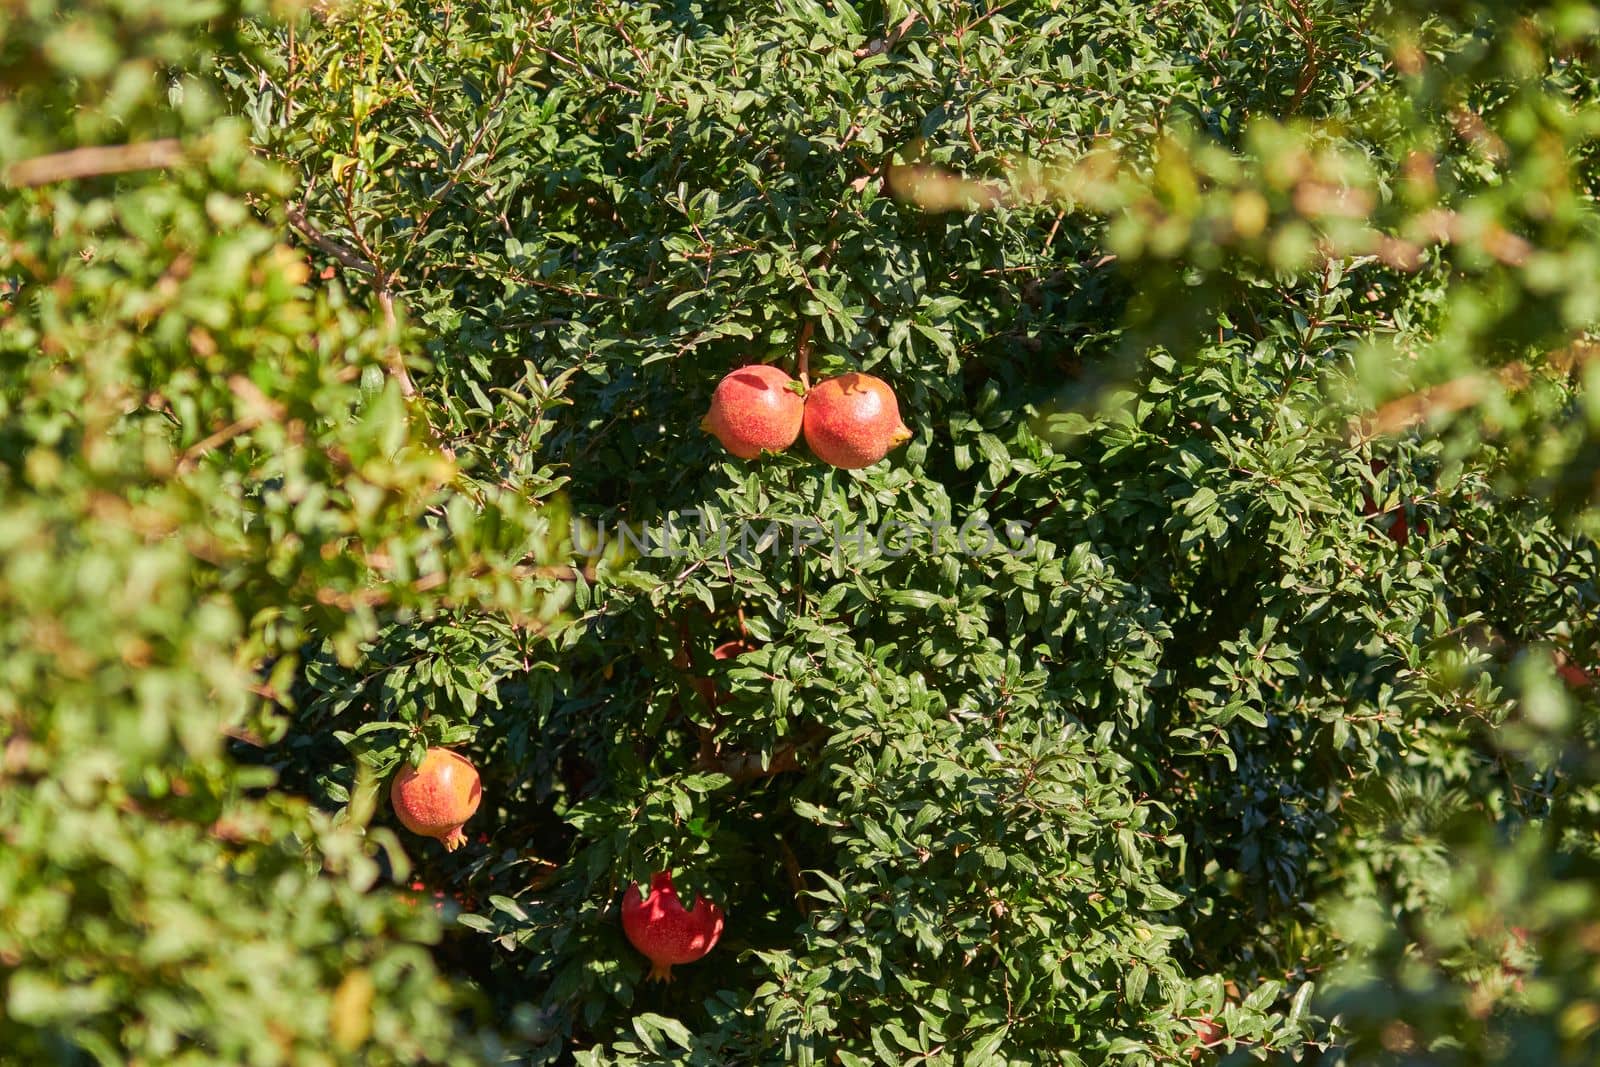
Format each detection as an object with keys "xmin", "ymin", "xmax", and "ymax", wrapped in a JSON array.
[
  {"xmin": 285, "ymin": 199, "xmax": 416, "ymax": 398},
  {"xmin": 176, "ymin": 377, "xmax": 286, "ymax": 473},
  {"xmin": 796, "ymin": 319, "xmax": 815, "ymax": 389},
  {"xmin": 285, "ymin": 201, "xmax": 377, "ymax": 275},
  {"xmin": 1283, "ymin": 0, "xmax": 1319, "ymax": 114},
  {"xmin": 375, "ymin": 290, "xmax": 417, "ymax": 398},
  {"xmin": 402, "ymin": 12, "xmax": 545, "ymax": 264},
  {"xmin": 1041, "ymin": 211, "xmax": 1066, "ymax": 255}
]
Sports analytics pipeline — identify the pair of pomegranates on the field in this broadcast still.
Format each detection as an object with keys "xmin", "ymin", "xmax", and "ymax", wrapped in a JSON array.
[
  {"xmin": 389, "ymin": 749, "xmax": 725, "ymax": 980},
  {"xmin": 702, "ymin": 365, "xmax": 911, "ymax": 468}
]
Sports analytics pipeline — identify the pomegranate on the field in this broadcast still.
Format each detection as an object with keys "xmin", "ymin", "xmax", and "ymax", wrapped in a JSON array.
[
  {"xmin": 1556, "ymin": 654, "xmax": 1596, "ymax": 689},
  {"xmin": 1188, "ymin": 1016, "xmax": 1223, "ymax": 1061},
  {"xmin": 390, "ymin": 747, "xmax": 482, "ymax": 852},
  {"xmin": 701, "ymin": 364, "xmax": 804, "ymax": 459},
  {"xmin": 621, "ymin": 870, "xmax": 725, "ymax": 981},
  {"xmin": 1360, "ymin": 460, "xmax": 1424, "ymax": 546},
  {"xmin": 802, "ymin": 372, "xmax": 912, "ymax": 469},
  {"xmin": 1365, "ymin": 501, "xmax": 1417, "ymax": 546},
  {"xmin": 689, "ymin": 639, "xmax": 756, "ymax": 707}
]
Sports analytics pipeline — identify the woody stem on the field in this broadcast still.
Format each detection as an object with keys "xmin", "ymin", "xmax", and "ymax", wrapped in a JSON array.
[{"xmin": 796, "ymin": 319, "xmax": 813, "ymax": 390}]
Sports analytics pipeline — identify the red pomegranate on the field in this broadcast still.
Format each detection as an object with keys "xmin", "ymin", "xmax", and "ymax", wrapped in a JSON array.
[
  {"xmin": 701, "ymin": 365, "xmax": 804, "ymax": 459},
  {"xmin": 689, "ymin": 639, "xmax": 756, "ymax": 706},
  {"xmin": 1366, "ymin": 502, "xmax": 1417, "ymax": 546},
  {"xmin": 621, "ymin": 870, "xmax": 725, "ymax": 982},
  {"xmin": 1556, "ymin": 655, "xmax": 1596, "ymax": 689},
  {"xmin": 1188, "ymin": 1016, "xmax": 1223, "ymax": 1061},
  {"xmin": 802, "ymin": 372, "xmax": 912, "ymax": 469},
  {"xmin": 390, "ymin": 748, "xmax": 482, "ymax": 852},
  {"xmin": 1360, "ymin": 460, "xmax": 1424, "ymax": 546}
]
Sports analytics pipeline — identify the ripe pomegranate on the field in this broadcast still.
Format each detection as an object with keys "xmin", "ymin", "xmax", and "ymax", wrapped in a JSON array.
[
  {"xmin": 802, "ymin": 372, "xmax": 912, "ymax": 469},
  {"xmin": 1360, "ymin": 460, "xmax": 1424, "ymax": 546},
  {"xmin": 1188, "ymin": 1016, "xmax": 1223, "ymax": 1061},
  {"xmin": 390, "ymin": 747, "xmax": 481, "ymax": 852},
  {"xmin": 621, "ymin": 870, "xmax": 725, "ymax": 982},
  {"xmin": 701, "ymin": 364, "xmax": 804, "ymax": 459},
  {"xmin": 1556, "ymin": 655, "xmax": 1596, "ymax": 689},
  {"xmin": 1365, "ymin": 501, "xmax": 1416, "ymax": 546},
  {"xmin": 689, "ymin": 639, "xmax": 756, "ymax": 707}
]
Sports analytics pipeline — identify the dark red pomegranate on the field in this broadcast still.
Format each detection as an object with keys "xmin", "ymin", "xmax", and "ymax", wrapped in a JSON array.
[
  {"xmin": 1188, "ymin": 1016, "xmax": 1223, "ymax": 1061},
  {"xmin": 1360, "ymin": 460, "xmax": 1425, "ymax": 546},
  {"xmin": 1557, "ymin": 655, "xmax": 1596, "ymax": 689},
  {"xmin": 689, "ymin": 639, "xmax": 755, "ymax": 706},
  {"xmin": 621, "ymin": 870, "xmax": 725, "ymax": 982}
]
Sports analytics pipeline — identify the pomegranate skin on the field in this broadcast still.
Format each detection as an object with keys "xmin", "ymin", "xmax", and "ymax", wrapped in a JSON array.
[
  {"xmin": 1361, "ymin": 499, "xmax": 1417, "ymax": 546},
  {"xmin": 802, "ymin": 373, "xmax": 912, "ymax": 469},
  {"xmin": 390, "ymin": 748, "xmax": 482, "ymax": 852},
  {"xmin": 621, "ymin": 870, "xmax": 725, "ymax": 982},
  {"xmin": 1188, "ymin": 1016, "xmax": 1223, "ymax": 1061},
  {"xmin": 1558, "ymin": 659, "xmax": 1596, "ymax": 689},
  {"xmin": 701, "ymin": 365, "xmax": 804, "ymax": 459},
  {"xmin": 689, "ymin": 639, "xmax": 756, "ymax": 707},
  {"xmin": 1360, "ymin": 461, "xmax": 1424, "ymax": 546}
]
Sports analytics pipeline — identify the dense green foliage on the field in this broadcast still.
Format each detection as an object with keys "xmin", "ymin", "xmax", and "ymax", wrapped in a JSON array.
[{"xmin": 4, "ymin": 0, "xmax": 1600, "ymax": 1063}]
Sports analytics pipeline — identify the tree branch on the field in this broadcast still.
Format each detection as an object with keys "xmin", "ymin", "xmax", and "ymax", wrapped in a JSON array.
[
  {"xmin": 4, "ymin": 139, "xmax": 184, "ymax": 188},
  {"xmin": 796, "ymin": 318, "xmax": 814, "ymax": 389},
  {"xmin": 285, "ymin": 201, "xmax": 418, "ymax": 398},
  {"xmin": 375, "ymin": 290, "xmax": 417, "ymax": 398},
  {"xmin": 285, "ymin": 201, "xmax": 377, "ymax": 275}
]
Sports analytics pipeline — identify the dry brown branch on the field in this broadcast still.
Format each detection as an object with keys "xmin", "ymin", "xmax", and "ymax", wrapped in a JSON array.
[
  {"xmin": 886, "ymin": 163, "xmax": 1006, "ymax": 213},
  {"xmin": 285, "ymin": 201, "xmax": 377, "ymax": 275},
  {"xmin": 777, "ymin": 836, "xmax": 811, "ymax": 916},
  {"xmin": 854, "ymin": 11, "xmax": 922, "ymax": 57},
  {"xmin": 1450, "ymin": 107, "xmax": 1508, "ymax": 162},
  {"xmin": 694, "ymin": 740, "xmax": 803, "ymax": 783},
  {"xmin": 691, "ymin": 724, "xmax": 827, "ymax": 784},
  {"xmin": 1407, "ymin": 209, "xmax": 1532, "ymax": 267},
  {"xmin": 375, "ymin": 290, "xmax": 417, "ymax": 398},
  {"xmin": 177, "ymin": 377, "xmax": 288, "ymax": 473},
  {"xmin": 1365, "ymin": 364, "xmax": 1530, "ymax": 436},
  {"xmin": 1368, "ymin": 375, "xmax": 1491, "ymax": 435},
  {"xmin": 4, "ymin": 139, "xmax": 184, "ymax": 188}
]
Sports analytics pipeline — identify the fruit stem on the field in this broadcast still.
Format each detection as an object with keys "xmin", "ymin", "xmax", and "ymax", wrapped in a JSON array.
[
  {"xmin": 440, "ymin": 827, "xmax": 468, "ymax": 852},
  {"xmin": 796, "ymin": 318, "xmax": 813, "ymax": 390}
]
